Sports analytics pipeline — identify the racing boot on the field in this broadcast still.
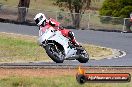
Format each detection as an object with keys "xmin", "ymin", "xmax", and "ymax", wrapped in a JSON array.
[{"xmin": 72, "ymin": 40, "xmax": 84, "ymax": 55}]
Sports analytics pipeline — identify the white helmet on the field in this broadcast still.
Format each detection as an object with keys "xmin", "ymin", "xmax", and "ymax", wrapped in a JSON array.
[{"xmin": 34, "ymin": 13, "xmax": 46, "ymax": 26}]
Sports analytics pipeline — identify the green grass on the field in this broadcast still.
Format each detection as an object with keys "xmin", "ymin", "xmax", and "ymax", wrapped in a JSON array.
[
  {"xmin": 0, "ymin": 32, "xmax": 113, "ymax": 62},
  {"xmin": 0, "ymin": 33, "xmax": 49, "ymax": 62},
  {"xmin": 0, "ymin": 76, "xmax": 131, "ymax": 87}
]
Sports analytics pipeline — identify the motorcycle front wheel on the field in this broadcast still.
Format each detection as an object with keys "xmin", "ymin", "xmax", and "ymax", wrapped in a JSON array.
[
  {"xmin": 45, "ymin": 44, "xmax": 65, "ymax": 63},
  {"xmin": 77, "ymin": 48, "xmax": 89, "ymax": 63}
]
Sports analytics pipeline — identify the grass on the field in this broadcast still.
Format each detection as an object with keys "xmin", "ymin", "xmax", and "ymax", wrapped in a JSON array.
[
  {"xmin": 89, "ymin": 15, "xmax": 123, "ymax": 31},
  {"xmin": 0, "ymin": 0, "xmax": 104, "ymax": 11},
  {"xmin": 0, "ymin": 33, "xmax": 49, "ymax": 62},
  {"xmin": 0, "ymin": 32, "xmax": 113, "ymax": 63},
  {"xmin": 0, "ymin": 0, "xmax": 60, "ymax": 11},
  {"xmin": 90, "ymin": 0, "xmax": 105, "ymax": 9},
  {"xmin": 0, "ymin": 68, "xmax": 131, "ymax": 87},
  {"xmin": 0, "ymin": 75, "xmax": 131, "ymax": 87},
  {"xmin": 0, "ymin": 0, "xmax": 19, "ymax": 7}
]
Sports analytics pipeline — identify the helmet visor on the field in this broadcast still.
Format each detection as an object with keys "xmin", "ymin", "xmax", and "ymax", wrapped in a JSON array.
[
  {"xmin": 35, "ymin": 18, "xmax": 39, "ymax": 24},
  {"xmin": 35, "ymin": 15, "xmax": 43, "ymax": 25}
]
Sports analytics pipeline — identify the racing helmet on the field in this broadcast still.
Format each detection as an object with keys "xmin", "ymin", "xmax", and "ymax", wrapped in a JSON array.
[{"xmin": 34, "ymin": 13, "xmax": 46, "ymax": 26}]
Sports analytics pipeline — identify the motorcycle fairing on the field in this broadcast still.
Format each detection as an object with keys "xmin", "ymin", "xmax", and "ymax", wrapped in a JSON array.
[{"xmin": 38, "ymin": 26, "xmax": 77, "ymax": 59}]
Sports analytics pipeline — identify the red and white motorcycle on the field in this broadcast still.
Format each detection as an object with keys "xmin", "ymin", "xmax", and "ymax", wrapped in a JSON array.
[{"xmin": 38, "ymin": 25, "xmax": 89, "ymax": 63}]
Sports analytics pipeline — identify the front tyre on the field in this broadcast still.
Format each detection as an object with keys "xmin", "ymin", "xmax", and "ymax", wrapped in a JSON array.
[
  {"xmin": 45, "ymin": 45, "xmax": 64, "ymax": 63},
  {"xmin": 77, "ymin": 48, "xmax": 89, "ymax": 63}
]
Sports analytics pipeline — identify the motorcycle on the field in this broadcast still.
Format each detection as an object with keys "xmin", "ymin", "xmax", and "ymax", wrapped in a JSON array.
[{"xmin": 38, "ymin": 25, "xmax": 89, "ymax": 63}]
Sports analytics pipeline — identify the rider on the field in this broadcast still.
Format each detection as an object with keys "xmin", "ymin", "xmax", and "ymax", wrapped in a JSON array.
[{"xmin": 34, "ymin": 13, "xmax": 80, "ymax": 47}]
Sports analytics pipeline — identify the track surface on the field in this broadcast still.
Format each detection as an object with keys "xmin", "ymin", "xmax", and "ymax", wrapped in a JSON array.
[{"xmin": 0, "ymin": 23, "xmax": 132, "ymax": 66}]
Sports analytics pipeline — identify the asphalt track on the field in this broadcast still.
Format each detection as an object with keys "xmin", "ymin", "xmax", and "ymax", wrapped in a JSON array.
[{"xmin": 0, "ymin": 23, "xmax": 132, "ymax": 66}]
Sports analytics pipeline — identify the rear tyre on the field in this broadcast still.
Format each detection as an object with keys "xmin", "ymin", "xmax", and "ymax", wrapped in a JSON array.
[{"xmin": 45, "ymin": 45, "xmax": 64, "ymax": 63}]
